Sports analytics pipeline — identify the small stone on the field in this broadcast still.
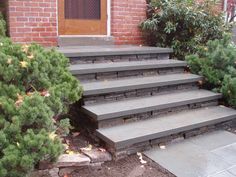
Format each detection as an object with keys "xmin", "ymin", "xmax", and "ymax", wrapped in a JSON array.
[
  {"xmin": 29, "ymin": 170, "xmax": 50, "ymax": 177},
  {"xmin": 56, "ymin": 154, "xmax": 91, "ymax": 168},
  {"xmin": 81, "ymin": 148, "xmax": 112, "ymax": 163},
  {"xmin": 159, "ymin": 143, "xmax": 166, "ymax": 150},
  {"xmin": 49, "ymin": 168, "xmax": 59, "ymax": 177},
  {"xmin": 59, "ymin": 167, "xmax": 78, "ymax": 177}
]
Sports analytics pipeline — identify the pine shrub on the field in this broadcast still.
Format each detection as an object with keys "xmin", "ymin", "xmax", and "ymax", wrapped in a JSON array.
[
  {"xmin": 186, "ymin": 34, "xmax": 236, "ymax": 107},
  {"xmin": 0, "ymin": 37, "xmax": 83, "ymax": 176}
]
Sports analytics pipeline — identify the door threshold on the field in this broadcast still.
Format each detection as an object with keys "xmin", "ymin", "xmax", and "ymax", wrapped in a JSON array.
[{"xmin": 58, "ymin": 36, "xmax": 114, "ymax": 47}]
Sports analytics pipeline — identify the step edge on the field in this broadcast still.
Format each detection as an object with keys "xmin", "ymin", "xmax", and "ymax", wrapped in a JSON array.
[
  {"xmin": 83, "ymin": 75, "xmax": 202, "ymax": 96},
  {"xmin": 70, "ymin": 62, "xmax": 187, "ymax": 75},
  {"xmin": 81, "ymin": 93, "xmax": 222, "ymax": 121},
  {"xmin": 63, "ymin": 48, "xmax": 174, "ymax": 58},
  {"xmin": 97, "ymin": 113, "xmax": 236, "ymax": 150}
]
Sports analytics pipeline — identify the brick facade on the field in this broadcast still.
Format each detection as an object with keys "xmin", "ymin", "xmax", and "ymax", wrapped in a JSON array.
[
  {"xmin": 6, "ymin": 0, "xmax": 147, "ymax": 46},
  {"xmin": 7, "ymin": 0, "xmax": 57, "ymax": 46},
  {"xmin": 111, "ymin": 0, "xmax": 146, "ymax": 45},
  {"xmin": 5, "ymin": 0, "xmax": 224, "ymax": 46}
]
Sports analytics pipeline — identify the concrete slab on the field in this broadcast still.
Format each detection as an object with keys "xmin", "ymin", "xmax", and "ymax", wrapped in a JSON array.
[
  {"xmin": 209, "ymin": 171, "xmax": 236, "ymax": 177},
  {"xmin": 144, "ymin": 131, "xmax": 236, "ymax": 177},
  {"xmin": 70, "ymin": 59, "xmax": 187, "ymax": 75},
  {"xmin": 58, "ymin": 45, "xmax": 173, "ymax": 57},
  {"xmin": 212, "ymin": 143, "xmax": 236, "ymax": 165},
  {"xmin": 228, "ymin": 166, "xmax": 236, "ymax": 175},
  {"xmin": 82, "ymin": 73, "xmax": 202, "ymax": 96},
  {"xmin": 82, "ymin": 90, "xmax": 222, "ymax": 120},
  {"xmin": 190, "ymin": 131, "xmax": 236, "ymax": 151}
]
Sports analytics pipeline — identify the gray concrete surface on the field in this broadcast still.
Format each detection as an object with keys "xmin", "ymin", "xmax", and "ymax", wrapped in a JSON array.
[
  {"xmin": 144, "ymin": 131, "xmax": 236, "ymax": 177},
  {"xmin": 96, "ymin": 106, "xmax": 236, "ymax": 149},
  {"xmin": 82, "ymin": 73, "xmax": 201, "ymax": 96},
  {"xmin": 58, "ymin": 45, "xmax": 173, "ymax": 57},
  {"xmin": 82, "ymin": 90, "xmax": 222, "ymax": 120},
  {"xmin": 70, "ymin": 59, "xmax": 186, "ymax": 75}
]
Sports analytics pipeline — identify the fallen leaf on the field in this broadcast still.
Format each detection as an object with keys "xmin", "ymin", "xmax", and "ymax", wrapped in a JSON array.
[
  {"xmin": 20, "ymin": 61, "xmax": 28, "ymax": 68},
  {"xmin": 66, "ymin": 150, "xmax": 75, "ymax": 155},
  {"xmin": 80, "ymin": 144, "xmax": 92, "ymax": 151},
  {"xmin": 40, "ymin": 90, "xmax": 50, "ymax": 97},
  {"xmin": 21, "ymin": 45, "xmax": 30, "ymax": 53},
  {"xmin": 98, "ymin": 148, "xmax": 106, "ymax": 152},
  {"xmin": 49, "ymin": 131, "xmax": 57, "ymax": 140},
  {"xmin": 137, "ymin": 152, "xmax": 147, "ymax": 164},
  {"xmin": 15, "ymin": 94, "xmax": 24, "ymax": 107},
  {"xmin": 159, "ymin": 144, "xmax": 166, "ymax": 150},
  {"xmin": 27, "ymin": 54, "xmax": 34, "ymax": 59},
  {"xmin": 72, "ymin": 132, "xmax": 80, "ymax": 137},
  {"xmin": 7, "ymin": 58, "xmax": 12, "ymax": 64}
]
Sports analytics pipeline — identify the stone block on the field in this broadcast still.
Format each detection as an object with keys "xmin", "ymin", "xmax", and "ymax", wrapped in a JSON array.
[
  {"xmin": 56, "ymin": 154, "xmax": 91, "ymax": 168},
  {"xmin": 81, "ymin": 149, "xmax": 112, "ymax": 163}
]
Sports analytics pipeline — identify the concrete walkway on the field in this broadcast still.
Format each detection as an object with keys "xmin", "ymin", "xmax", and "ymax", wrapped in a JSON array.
[{"xmin": 144, "ymin": 131, "xmax": 236, "ymax": 177}]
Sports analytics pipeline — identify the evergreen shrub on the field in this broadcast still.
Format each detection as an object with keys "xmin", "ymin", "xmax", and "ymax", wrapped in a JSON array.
[
  {"xmin": 0, "ymin": 37, "xmax": 83, "ymax": 176},
  {"xmin": 186, "ymin": 34, "xmax": 236, "ymax": 107},
  {"xmin": 140, "ymin": 0, "xmax": 225, "ymax": 59}
]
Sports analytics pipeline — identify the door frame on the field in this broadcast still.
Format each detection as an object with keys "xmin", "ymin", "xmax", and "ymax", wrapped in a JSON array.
[{"xmin": 57, "ymin": 0, "xmax": 111, "ymax": 37}]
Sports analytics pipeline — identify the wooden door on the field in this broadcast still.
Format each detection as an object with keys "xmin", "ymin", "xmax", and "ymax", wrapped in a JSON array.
[{"xmin": 58, "ymin": 0, "xmax": 107, "ymax": 35}]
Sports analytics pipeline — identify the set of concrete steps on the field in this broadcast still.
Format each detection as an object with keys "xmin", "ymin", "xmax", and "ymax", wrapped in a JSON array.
[{"xmin": 59, "ymin": 45, "xmax": 236, "ymax": 159}]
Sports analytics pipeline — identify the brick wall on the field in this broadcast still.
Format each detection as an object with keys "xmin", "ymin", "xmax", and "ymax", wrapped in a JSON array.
[
  {"xmin": 111, "ymin": 0, "xmax": 146, "ymax": 45},
  {"xmin": 7, "ymin": 0, "xmax": 57, "ymax": 46}
]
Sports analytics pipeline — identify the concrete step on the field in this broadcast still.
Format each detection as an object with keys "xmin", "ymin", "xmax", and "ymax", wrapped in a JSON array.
[
  {"xmin": 82, "ymin": 73, "xmax": 202, "ymax": 96},
  {"xmin": 58, "ymin": 45, "xmax": 173, "ymax": 58},
  {"xmin": 96, "ymin": 106, "xmax": 236, "ymax": 150},
  {"xmin": 70, "ymin": 59, "xmax": 187, "ymax": 75},
  {"xmin": 81, "ymin": 90, "xmax": 222, "ymax": 121}
]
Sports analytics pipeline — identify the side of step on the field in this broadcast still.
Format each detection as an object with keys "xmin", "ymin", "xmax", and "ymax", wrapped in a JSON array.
[
  {"xmin": 81, "ymin": 90, "xmax": 222, "ymax": 121},
  {"xmin": 96, "ymin": 106, "xmax": 236, "ymax": 157},
  {"xmin": 82, "ymin": 74, "xmax": 202, "ymax": 105},
  {"xmin": 70, "ymin": 60, "xmax": 187, "ymax": 82}
]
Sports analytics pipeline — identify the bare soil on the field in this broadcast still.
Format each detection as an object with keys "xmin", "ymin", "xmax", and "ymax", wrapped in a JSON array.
[{"xmin": 71, "ymin": 154, "xmax": 175, "ymax": 177}]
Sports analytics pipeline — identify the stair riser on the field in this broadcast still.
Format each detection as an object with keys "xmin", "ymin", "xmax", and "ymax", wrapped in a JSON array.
[
  {"xmin": 105, "ymin": 120, "xmax": 235, "ymax": 160},
  {"xmin": 70, "ymin": 53, "xmax": 170, "ymax": 65},
  {"xmin": 96, "ymin": 100, "xmax": 218, "ymax": 128},
  {"xmin": 76, "ymin": 67, "xmax": 185, "ymax": 82},
  {"xmin": 83, "ymin": 83, "xmax": 198, "ymax": 105}
]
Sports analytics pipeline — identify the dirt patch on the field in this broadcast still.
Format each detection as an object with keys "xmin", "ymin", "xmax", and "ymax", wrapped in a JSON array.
[{"xmin": 71, "ymin": 154, "xmax": 175, "ymax": 177}]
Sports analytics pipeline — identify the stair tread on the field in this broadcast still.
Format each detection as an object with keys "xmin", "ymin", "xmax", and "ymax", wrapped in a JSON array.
[
  {"xmin": 70, "ymin": 59, "xmax": 187, "ymax": 75},
  {"xmin": 59, "ymin": 45, "xmax": 173, "ymax": 57},
  {"xmin": 81, "ymin": 90, "xmax": 222, "ymax": 121},
  {"xmin": 82, "ymin": 73, "xmax": 202, "ymax": 96},
  {"xmin": 96, "ymin": 106, "xmax": 236, "ymax": 149}
]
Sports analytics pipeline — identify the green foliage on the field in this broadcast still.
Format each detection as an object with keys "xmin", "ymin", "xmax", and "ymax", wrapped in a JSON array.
[
  {"xmin": 0, "ymin": 12, "xmax": 6, "ymax": 37},
  {"xmin": 186, "ymin": 34, "xmax": 236, "ymax": 107},
  {"xmin": 140, "ymin": 0, "xmax": 225, "ymax": 59},
  {"xmin": 0, "ymin": 37, "xmax": 83, "ymax": 176}
]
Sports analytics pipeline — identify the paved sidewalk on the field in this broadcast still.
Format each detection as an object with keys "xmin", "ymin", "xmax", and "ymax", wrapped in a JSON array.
[{"xmin": 144, "ymin": 131, "xmax": 236, "ymax": 177}]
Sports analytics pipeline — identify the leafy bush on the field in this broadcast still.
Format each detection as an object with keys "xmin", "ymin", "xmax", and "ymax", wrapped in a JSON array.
[
  {"xmin": 0, "ymin": 37, "xmax": 83, "ymax": 176},
  {"xmin": 0, "ymin": 12, "xmax": 6, "ymax": 37},
  {"xmin": 186, "ymin": 34, "xmax": 236, "ymax": 107},
  {"xmin": 140, "ymin": 0, "xmax": 225, "ymax": 59}
]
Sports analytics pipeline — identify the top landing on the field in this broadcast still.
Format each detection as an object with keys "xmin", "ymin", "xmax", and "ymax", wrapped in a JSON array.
[{"xmin": 57, "ymin": 45, "xmax": 173, "ymax": 58}]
